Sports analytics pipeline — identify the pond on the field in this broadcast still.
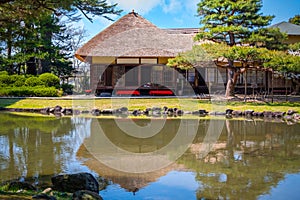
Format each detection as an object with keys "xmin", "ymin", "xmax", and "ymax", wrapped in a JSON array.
[{"xmin": 0, "ymin": 112, "xmax": 299, "ymax": 199}]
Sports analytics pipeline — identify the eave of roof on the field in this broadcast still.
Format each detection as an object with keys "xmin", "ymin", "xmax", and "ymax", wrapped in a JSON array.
[{"xmin": 270, "ymin": 21, "xmax": 300, "ymax": 36}]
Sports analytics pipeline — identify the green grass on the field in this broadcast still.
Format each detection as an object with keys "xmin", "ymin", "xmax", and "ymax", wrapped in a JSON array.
[{"xmin": 0, "ymin": 97, "xmax": 299, "ymax": 113}]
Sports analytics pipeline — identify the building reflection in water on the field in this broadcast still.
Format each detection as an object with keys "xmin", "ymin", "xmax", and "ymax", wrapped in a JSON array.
[{"xmin": 1, "ymin": 113, "xmax": 300, "ymax": 199}]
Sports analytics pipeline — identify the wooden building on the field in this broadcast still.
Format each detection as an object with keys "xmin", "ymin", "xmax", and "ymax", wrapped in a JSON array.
[
  {"xmin": 75, "ymin": 11, "xmax": 216, "ymax": 96},
  {"xmin": 75, "ymin": 12, "xmax": 298, "ymax": 96}
]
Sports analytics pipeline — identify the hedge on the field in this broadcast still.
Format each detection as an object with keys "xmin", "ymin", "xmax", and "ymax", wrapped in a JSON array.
[
  {"xmin": 0, "ymin": 72, "xmax": 64, "ymax": 97},
  {"xmin": 0, "ymin": 86, "xmax": 61, "ymax": 97}
]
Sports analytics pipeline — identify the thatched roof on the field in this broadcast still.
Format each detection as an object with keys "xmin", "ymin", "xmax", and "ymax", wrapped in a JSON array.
[{"xmin": 75, "ymin": 11, "xmax": 196, "ymax": 61}]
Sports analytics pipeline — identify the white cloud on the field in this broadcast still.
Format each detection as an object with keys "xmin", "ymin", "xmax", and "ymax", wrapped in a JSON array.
[
  {"xmin": 184, "ymin": 0, "xmax": 199, "ymax": 14},
  {"xmin": 108, "ymin": 0, "xmax": 162, "ymax": 15},
  {"xmin": 161, "ymin": 0, "xmax": 182, "ymax": 13}
]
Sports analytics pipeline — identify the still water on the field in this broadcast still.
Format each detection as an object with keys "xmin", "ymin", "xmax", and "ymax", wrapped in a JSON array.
[{"xmin": 0, "ymin": 112, "xmax": 299, "ymax": 199}]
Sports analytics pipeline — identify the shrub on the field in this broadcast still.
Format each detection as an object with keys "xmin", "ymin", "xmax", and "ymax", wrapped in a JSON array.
[
  {"xmin": 0, "ymin": 86, "xmax": 60, "ymax": 97},
  {"xmin": 0, "ymin": 74, "xmax": 12, "ymax": 86},
  {"xmin": 0, "ymin": 87, "xmax": 33, "ymax": 97},
  {"xmin": 33, "ymin": 86, "xmax": 60, "ymax": 97},
  {"xmin": 0, "ymin": 74, "xmax": 26, "ymax": 87},
  {"xmin": 25, "ymin": 77, "xmax": 44, "ymax": 87},
  {"xmin": 39, "ymin": 73, "xmax": 60, "ymax": 88},
  {"xmin": 0, "ymin": 71, "xmax": 8, "ymax": 75},
  {"xmin": 11, "ymin": 75, "xmax": 26, "ymax": 87}
]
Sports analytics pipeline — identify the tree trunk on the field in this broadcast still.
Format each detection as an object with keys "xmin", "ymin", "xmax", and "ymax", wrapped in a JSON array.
[
  {"xmin": 228, "ymin": 32, "xmax": 235, "ymax": 46},
  {"xmin": 225, "ymin": 67, "xmax": 240, "ymax": 97},
  {"xmin": 6, "ymin": 25, "xmax": 13, "ymax": 74},
  {"xmin": 292, "ymin": 79, "xmax": 300, "ymax": 94},
  {"xmin": 26, "ymin": 57, "xmax": 37, "ymax": 75}
]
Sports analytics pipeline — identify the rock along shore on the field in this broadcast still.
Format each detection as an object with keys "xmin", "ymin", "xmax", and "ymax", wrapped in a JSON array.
[{"xmin": 1, "ymin": 105, "xmax": 299, "ymax": 124}]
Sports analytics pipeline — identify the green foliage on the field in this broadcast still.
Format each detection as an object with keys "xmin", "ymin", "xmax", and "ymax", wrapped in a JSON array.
[
  {"xmin": 196, "ymin": 0, "xmax": 274, "ymax": 45},
  {"xmin": 25, "ymin": 77, "xmax": 44, "ymax": 87},
  {"xmin": 0, "ymin": 0, "xmax": 121, "ymax": 24},
  {"xmin": 0, "ymin": 73, "xmax": 62, "ymax": 97},
  {"xmin": 289, "ymin": 15, "xmax": 300, "ymax": 25},
  {"xmin": 263, "ymin": 51, "xmax": 300, "ymax": 73},
  {"xmin": 0, "ymin": 86, "xmax": 60, "ymax": 97},
  {"xmin": 0, "ymin": 74, "xmax": 12, "ymax": 87},
  {"xmin": 167, "ymin": 44, "xmax": 218, "ymax": 69},
  {"xmin": 11, "ymin": 75, "xmax": 26, "ymax": 87},
  {"xmin": 167, "ymin": 56, "xmax": 193, "ymax": 70},
  {"xmin": 38, "ymin": 73, "xmax": 60, "ymax": 88},
  {"xmin": 245, "ymin": 28, "xmax": 288, "ymax": 50},
  {"xmin": 33, "ymin": 87, "xmax": 60, "ymax": 97},
  {"xmin": 289, "ymin": 42, "xmax": 300, "ymax": 51},
  {"xmin": 0, "ymin": 1, "xmax": 121, "ymax": 76},
  {"xmin": 61, "ymin": 83, "xmax": 74, "ymax": 95},
  {"xmin": 0, "ymin": 71, "xmax": 8, "ymax": 75}
]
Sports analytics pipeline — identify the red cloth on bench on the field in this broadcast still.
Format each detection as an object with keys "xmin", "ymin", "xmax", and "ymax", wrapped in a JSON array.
[
  {"xmin": 116, "ymin": 90, "xmax": 140, "ymax": 95},
  {"xmin": 149, "ymin": 90, "xmax": 173, "ymax": 95}
]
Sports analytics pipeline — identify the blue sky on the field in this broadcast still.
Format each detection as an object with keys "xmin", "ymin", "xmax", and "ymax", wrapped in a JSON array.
[{"xmin": 82, "ymin": 0, "xmax": 300, "ymax": 40}]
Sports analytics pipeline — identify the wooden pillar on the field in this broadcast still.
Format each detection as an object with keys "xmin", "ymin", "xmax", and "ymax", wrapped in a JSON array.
[
  {"xmin": 244, "ymin": 69, "xmax": 247, "ymax": 102},
  {"xmin": 271, "ymin": 70, "xmax": 274, "ymax": 103}
]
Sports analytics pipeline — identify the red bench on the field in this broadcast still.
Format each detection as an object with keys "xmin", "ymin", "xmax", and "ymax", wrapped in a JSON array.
[
  {"xmin": 149, "ymin": 90, "xmax": 173, "ymax": 95},
  {"xmin": 116, "ymin": 90, "xmax": 140, "ymax": 96},
  {"xmin": 85, "ymin": 89, "xmax": 92, "ymax": 95}
]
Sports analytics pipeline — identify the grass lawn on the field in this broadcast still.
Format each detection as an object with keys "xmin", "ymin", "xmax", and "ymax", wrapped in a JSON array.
[{"xmin": 0, "ymin": 97, "xmax": 299, "ymax": 113}]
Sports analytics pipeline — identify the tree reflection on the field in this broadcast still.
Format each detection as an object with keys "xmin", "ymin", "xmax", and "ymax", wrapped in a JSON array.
[
  {"xmin": 178, "ymin": 119, "xmax": 300, "ymax": 199},
  {"xmin": 0, "ymin": 113, "xmax": 90, "ymax": 183}
]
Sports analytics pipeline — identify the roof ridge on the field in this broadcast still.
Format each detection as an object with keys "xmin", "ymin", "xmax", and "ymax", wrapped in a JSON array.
[{"xmin": 75, "ymin": 12, "xmax": 159, "ymax": 58}]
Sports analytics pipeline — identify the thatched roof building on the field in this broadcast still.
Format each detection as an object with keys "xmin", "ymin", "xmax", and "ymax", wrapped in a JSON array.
[
  {"xmin": 75, "ymin": 11, "xmax": 195, "ymax": 61},
  {"xmin": 75, "ymin": 11, "xmax": 200, "ymax": 95}
]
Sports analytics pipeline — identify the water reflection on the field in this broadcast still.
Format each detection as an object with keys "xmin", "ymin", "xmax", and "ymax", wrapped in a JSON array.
[
  {"xmin": 0, "ymin": 113, "xmax": 92, "ymax": 182},
  {"xmin": 0, "ymin": 113, "xmax": 299, "ymax": 199}
]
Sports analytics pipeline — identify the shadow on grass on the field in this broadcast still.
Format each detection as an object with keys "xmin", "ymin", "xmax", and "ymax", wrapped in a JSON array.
[{"xmin": 0, "ymin": 98, "xmax": 23, "ymax": 108}]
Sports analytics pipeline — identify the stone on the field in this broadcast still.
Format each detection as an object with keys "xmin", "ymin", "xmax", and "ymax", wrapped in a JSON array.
[
  {"xmin": 72, "ymin": 190, "xmax": 103, "ymax": 200},
  {"xmin": 101, "ymin": 109, "xmax": 113, "ymax": 115},
  {"xmin": 284, "ymin": 115, "xmax": 293, "ymax": 121},
  {"xmin": 272, "ymin": 111, "xmax": 286, "ymax": 118},
  {"xmin": 62, "ymin": 108, "xmax": 73, "ymax": 115},
  {"xmin": 91, "ymin": 109, "xmax": 101, "ymax": 116},
  {"xmin": 209, "ymin": 111, "xmax": 226, "ymax": 116},
  {"xmin": 287, "ymin": 110, "xmax": 297, "ymax": 115},
  {"xmin": 8, "ymin": 181, "xmax": 36, "ymax": 191},
  {"xmin": 252, "ymin": 112, "xmax": 264, "ymax": 117},
  {"xmin": 40, "ymin": 107, "xmax": 50, "ymax": 114},
  {"xmin": 152, "ymin": 107, "xmax": 161, "ymax": 112},
  {"xmin": 244, "ymin": 110, "xmax": 254, "ymax": 116},
  {"xmin": 176, "ymin": 109, "xmax": 184, "ymax": 116},
  {"xmin": 51, "ymin": 173, "xmax": 99, "ymax": 193},
  {"xmin": 232, "ymin": 110, "xmax": 243, "ymax": 116},
  {"xmin": 50, "ymin": 105, "xmax": 62, "ymax": 114},
  {"xmin": 73, "ymin": 110, "xmax": 81, "ymax": 115},
  {"xmin": 114, "ymin": 107, "xmax": 128, "ymax": 114},
  {"xmin": 199, "ymin": 109, "xmax": 208, "ymax": 115},
  {"xmin": 119, "ymin": 107, "xmax": 128, "ymax": 112},
  {"xmin": 143, "ymin": 108, "xmax": 151, "ymax": 115},
  {"xmin": 132, "ymin": 110, "xmax": 142, "ymax": 116},
  {"xmin": 225, "ymin": 109, "xmax": 233, "ymax": 115},
  {"xmin": 81, "ymin": 110, "xmax": 90, "ymax": 114},
  {"xmin": 293, "ymin": 113, "xmax": 300, "ymax": 121},
  {"xmin": 263, "ymin": 111, "xmax": 273, "ymax": 118},
  {"xmin": 42, "ymin": 188, "xmax": 52, "ymax": 194},
  {"xmin": 167, "ymin": 108, "xmax": 174, "ymax": 114}
]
